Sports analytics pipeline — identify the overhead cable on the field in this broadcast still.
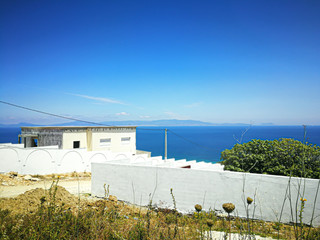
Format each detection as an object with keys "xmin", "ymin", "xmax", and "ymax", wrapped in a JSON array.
[
  {"xmin": 168, "ymin": 129, "xmax": 213, "ymax": 151},
  {"xmin": 0, "ymin": 100, "xmax": 213, "ymax": 150},
  {"xmin": 0, "ymin": 100, "xmax": 109, "ymax": 126}
]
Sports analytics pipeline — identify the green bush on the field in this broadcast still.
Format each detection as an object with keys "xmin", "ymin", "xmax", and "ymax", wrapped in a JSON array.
[{"xmin": 220, "ymin": 138, "xmax": 320, "ymax": 179}]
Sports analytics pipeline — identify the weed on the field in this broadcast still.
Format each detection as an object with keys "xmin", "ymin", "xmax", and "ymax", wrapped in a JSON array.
[
  {"xmin": 1, "ymin": 179, "xmax": 320, "ymax": 239},
  {"xmin": 170, "ymin": 188, "xmax": 179, "ymax": 238},
  {"xmin": 103, "ymin": 183, "xmax": 110, "ymax": 199},
  {"xmin": 223, "ymin": 203, "xmax": 235, "ymax": 239}
]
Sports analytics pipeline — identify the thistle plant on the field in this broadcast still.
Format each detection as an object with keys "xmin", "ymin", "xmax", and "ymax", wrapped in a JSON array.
[
  {"xmin": 206, "ymin": 219, "xmax": 214, "ymax": 240},
  {"xmin": 246, "ymin": 197, "xmax": 253, "ymax": 238},
  {"xmin": 299, "ymin": 198, "xmax": 307, "ymax": 224},
  {"xmin": 299, "ymin": 197, "xmax": 307, "ymax": 238},
  {"xmin": 223, "ymin": 203, "xmax": 235, "ymax": 239},
  {"xmin": 222, "ymin": 203, "xmax": 235, "ymax": 214},
  {"xmin": 194, "ymin": 204, "xmax": 203, "ymax": 239},
  {"xmin": 195, "ymin": 204, "xmax": 202, "ymax": 215}
]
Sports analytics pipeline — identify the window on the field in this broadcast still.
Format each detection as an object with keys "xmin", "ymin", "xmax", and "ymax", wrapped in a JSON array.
[
  {"xmin": 73, "ymin": 141, "xmax": 80, "ymax": 148},
  {"xmin": 121, "ymin": 137, "xmax": 130, "ymax": 144},
  {"xmin": 30, "ymin": 137, "xmax": 38, "ymax": 147},
  {"xmin": 100, "ymin": 138, "xmax": 111, "ymax": 146},
  {"xmin": 33, "ymin": 138, "xmax": 38, "ymax": 147}
]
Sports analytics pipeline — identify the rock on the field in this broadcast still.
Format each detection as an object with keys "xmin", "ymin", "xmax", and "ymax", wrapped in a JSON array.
[
  {"xmin": 216, "ymin": 212, "xmax": 228, "ymax": 218},
  {"xmin": 24, "ymin": 175, "xmax": 32, "ymax": 181},
  {"xmin": 23, "ymin": 175, "xmax": 40, "ymax": 181},
  {"xmin": 9, "ymin": 171, "xmax": 18, "ymax": 178},
  {"xmin": 108, "ymin": 195, "xmax": 118, "ymax": 202}
]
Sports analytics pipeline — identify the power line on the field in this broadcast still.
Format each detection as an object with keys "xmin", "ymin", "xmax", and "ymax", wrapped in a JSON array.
[
  {"xmin": 167, "ymin": 129, "xmax": 213, "ymax": 151},
  {"xmin": 0, "ymin": 100, "xmax": 213, "ymax": 150},
  {"xmin": 0, "ymin": 100, "xmax": 110, "ymax": 126},
  {"xmin": 137, "ymin": 127, "xmax": 166, "ymax": 131},
  {"xmin": 140, "ymin": 128, "xmax": 214, "ymax": 151},
  {"xmin": 0, "ymin": 100, "xmax": 167, "ymax": 131},
  {"xmin": 0, "ymin": 100, "xmax": 163, "ymax": 130}
]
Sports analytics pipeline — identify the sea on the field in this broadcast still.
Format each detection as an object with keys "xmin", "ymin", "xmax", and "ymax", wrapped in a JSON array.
[
  {"xmin": 136, "ymin": 126, "xmax": 320, "ymax": 163},
  {"xmin": 1, "ymin": 126, "xmax": 320, "ymax": 163}
]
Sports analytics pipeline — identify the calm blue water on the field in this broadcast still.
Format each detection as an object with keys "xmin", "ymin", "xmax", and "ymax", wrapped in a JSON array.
[
  {"xmin": 0, "ymin": 128, "xmax": 21, "ymax": 144},
  {"xmin": 1, "ymin": 126, "xmax": 320, "ymax": 163},
  {"xmin": 136, "ymin": 126, "xmax": 320, "ymax": 163}
]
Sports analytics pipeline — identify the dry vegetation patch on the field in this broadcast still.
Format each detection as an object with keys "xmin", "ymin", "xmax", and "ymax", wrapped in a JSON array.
[
  {"xmin": 0, "ymin": 172, "xmax": 91, "ymax": 187},
  {"xmin": 0, "ymin": 186, "xmax": 79, "ymax": 215},
  {"xmin": 0, "ymin": 174, "xmax": 319, "ymax": 239}
]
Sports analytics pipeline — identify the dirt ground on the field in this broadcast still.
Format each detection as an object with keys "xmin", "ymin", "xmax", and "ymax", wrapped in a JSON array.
[
  {"xmin": 0, "ymin": 172, "xmax": 99, "ymax": 215},
  {"xmin": 0, "ymin": 172, "xmax": 91, "ymax": 198},
  {"xmin": 0, "ymin": 172, "xmax": 146, "ymax": 218}
]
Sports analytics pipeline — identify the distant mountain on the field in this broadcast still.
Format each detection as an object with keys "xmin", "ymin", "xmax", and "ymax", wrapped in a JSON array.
[
  {"xmin": 101, "ymin": 119, "xmax": 215, "ymax": 126},
  {"xmin": 259, "ymin": 123, "xmax": 275, "ymax": 126},
  {"xmin": 216, "ymin": 123, "xmax": 251, "ymax": 126},
  {"xmin": 0, "ymin": 119, "xmax": 214, "ymax": 127},
  {"xmin": 55, "ymin": 119, "xmax": 216, "ymax": 126},
  {"xmin": 0, "ymin": 120, "xmax": 276, "ymax": 127},
  {"xmin": 0, "ymin": 122, "xmax": 40, "ymax": 128},
  {"xmin": 53, "ymin": 121, "xmax": 98, "ymax": 126}
]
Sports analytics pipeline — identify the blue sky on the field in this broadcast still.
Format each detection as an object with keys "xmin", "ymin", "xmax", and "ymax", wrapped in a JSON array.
[{"xmin": 0, "ymin": 0, "xmax": 319, "ymax": 125}]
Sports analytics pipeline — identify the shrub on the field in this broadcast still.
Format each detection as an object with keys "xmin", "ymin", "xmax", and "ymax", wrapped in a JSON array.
[{"xmin": 221, "ymin": 138, "xmax": 320, "ymax": 178}]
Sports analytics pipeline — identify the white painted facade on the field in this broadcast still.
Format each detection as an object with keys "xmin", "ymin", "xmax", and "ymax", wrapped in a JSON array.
[
  {"xmin": 90, "ymin": 129, "xmax": 136, "ymax": 152},
  {"xmin": 0, "ymin": 143, "xmax": 146, "ymax": 175},
  {"xmin": 1, "ymin": 126, "xmax": 138, "ymax": 174},
  {"xmin": 20, "ymin": 126, "xmax": 136, "ymax": 152},
  {"xmin": 63, "ymin": 132, "xmax": 87, "ymax": 149}
]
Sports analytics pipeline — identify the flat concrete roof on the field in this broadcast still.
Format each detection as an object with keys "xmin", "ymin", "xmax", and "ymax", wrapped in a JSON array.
[
  {"xmin": 21, "ymin": 126, "xmax": 137, "ymax": 129},
  {"xmin": 18, "ymin": 134, "xmax": 38, "ymax": 137}
]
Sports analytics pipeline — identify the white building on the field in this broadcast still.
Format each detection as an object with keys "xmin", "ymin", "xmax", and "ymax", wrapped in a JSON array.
[
  {"xmin": 19, "ymin": 126, "xmax": 136, "ymax": 153},
  {"xmin": 1, "ymin": 126, "xmax": 154, "ymax": 174}
]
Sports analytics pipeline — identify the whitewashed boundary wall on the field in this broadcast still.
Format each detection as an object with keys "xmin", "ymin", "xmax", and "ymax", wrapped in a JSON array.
[
  {"xmin": 0, "ymin": 143, "xmax": 148, "ymax": 175},
  {"xmin": 91, "ymin": 162, "xmax": 320, "ymax": 226}
]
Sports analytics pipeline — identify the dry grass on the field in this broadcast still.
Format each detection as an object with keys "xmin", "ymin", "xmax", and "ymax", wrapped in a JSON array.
[
  {"xmin": 0, "ymin": 171, "xmax": 91, "ymax": 187},
  {"xmin": 0, "ymin": 181, "xmax": 319, "ymax": 239}
]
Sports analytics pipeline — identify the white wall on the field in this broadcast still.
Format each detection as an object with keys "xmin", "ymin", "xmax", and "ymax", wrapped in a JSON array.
[
  {"xmin": 91, "ymin": 130, "xmax": 136, "ymax": 152},
  {"xmin": 0, "ymin": 143, "xmax": 24, "ymax": 148},
  {"xmin": 61, "ymin": 129, "xmax": 136, "ymax": 153},
  {"xmin": 91, "ymin": 162, "xmax": 320, "ymax": 226},
  {"xmin": 0, "ymin": 143, "xmax": 141, "ymax": 175},
  {"xmin": 63, "ymin": 132, "xmax": 87, "ymax": 149}
]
